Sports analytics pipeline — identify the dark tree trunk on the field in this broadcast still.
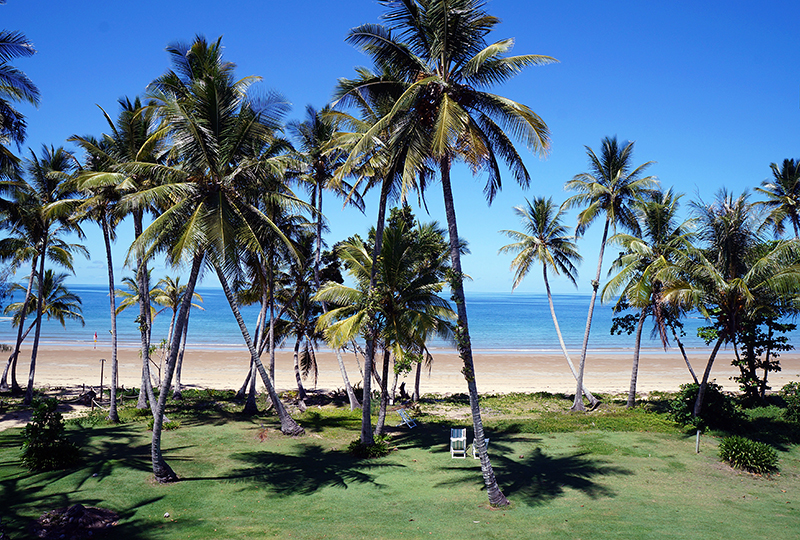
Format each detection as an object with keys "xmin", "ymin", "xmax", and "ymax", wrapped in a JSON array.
[
  {"xmin": 293, "ymin": 336, "xmax": 308, "ymax": 401},
  {"xmin": 1, "ymin": 256, "xmax": 36, "ymax": 394},
  {"xmin": 413, "ymin": 359, "xmax": 422, "ymax": 401},
  {"xmin": 134, "ymin": 212, "xmax": 157, "ymax": 412},
  {"xmin": 172, "ymin": 311, "xmax": 191, "ymax": 400},
  {"xmin": 572, "ymin": 215, "xmax": 611, "ymax": 412},
  {"xmin": 151, "ymin": 252, "xmax": 204, "ymax": 483},
  {"xmin": 374, "ymin": 349, "xmax": 391, "ymax": 437},
  {"xmin": 693, "ymin": 336, "xmax": 724, "ymax": 419},
  {"xmin": 671, "ymin": 324, "xmax": 699, "ymax": 384},
  {"xmin": 626, "ymin": 310, "xmax": 647, "ymax": 408},
  {"xmin": 440, "ymin": 157, "xmax": 509, "ymax": 507},
  {"xmin": 102, "ymin": 215, "xmax": 119, "ymax": 422},
  {"xmin": 23, "ymin": 239, "xmax": 48, "ymax": 405},
  {"xmin": 216, "ymin": 266, "xmax": 304, "ymax": 436}
]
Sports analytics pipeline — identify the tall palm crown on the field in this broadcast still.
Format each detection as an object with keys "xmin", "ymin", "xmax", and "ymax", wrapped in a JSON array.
[
  {"xmin": 564, "ymin": 137, "xmax": 658, "ymax": 238},
  {"xmin": 6, "ymin": 270, "xmax": 83, "ymax": 328},
  {"xmin": 500, "ymin": 197, "xmax": 581, "ymax": 290},
  {"xmin": 0, "ymin": 30, "xmax": 40, "ymax": 173},
  {"xmin": 755, "ymin": 158, "xmax": 800, "ymax": 238},
  {"xmin": 343, "ymin": 0, "xmax": 555, "ymax": 200}
]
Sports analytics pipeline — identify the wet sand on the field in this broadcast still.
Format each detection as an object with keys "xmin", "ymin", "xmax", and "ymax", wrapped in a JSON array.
[{"xmin": 10, "ymin": 344, "xmax": 800, "ymax": 396}]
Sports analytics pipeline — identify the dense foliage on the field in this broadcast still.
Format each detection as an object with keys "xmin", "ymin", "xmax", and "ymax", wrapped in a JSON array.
[
  {"xmin": 668, "ymin": 382, "xmax": 740, "ymax": 430},
  {"xmin": 20, "ymin": 398, "xmax": 79, "ymax": 471},
  {"xmin": 718, "ymin": 435, "xmax": 779, "ymax": 473},
  {"xmin": 781, "ymin": 381, "xmax": 800, "ymax": 423}
]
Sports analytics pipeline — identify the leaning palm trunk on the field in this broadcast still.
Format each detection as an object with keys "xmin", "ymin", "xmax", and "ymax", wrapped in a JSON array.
[
  {"xmin": 573, "ymin": 216, "xmax": 611, "ymax": 412},
  {"xmin": 627, "ymin": 310, "xmax": 647, "ymax": 408},
  {"xmin": 441, "ymin": 158, "xmax": 509, "ymax": 507},
  {"xmin": 0, "ymin": 256, "xmax": 36, "ymax": 393},
  {"xmin": 693, "ymin": 336, "xmax": 725, "ymax": 419},
  {"xmin": 172, "ymin": 310, "xmax": 191, "ymax": 400},
  {"xmin": 23, "ymin": 240, "xmax": 49, "ymax": 405},
  {"xmin": 102, "ymin": 215, "xmax": 120, "ymax": 422},
  {"xmin": 413, "ymin": 360, "xmax": 422, "ymax": 401},
  {"xmin": 134, "ymin": 213, "xmax": 158, "ymax": 413},
  {"xmin": 293, "ymin": 337, "xmax": 308, "ymax": 406},
  {"xmin": 151, "ymin": 252, "xmax": 204, "ymax": 482},
  {"xmin": 216, "ymin": 266, "xmax": 304, "ymax": 436},
  {"xmin": 670, "ymin": 324, "xmax": 698, "ymax": 384},
  {"xmin": 543, "ymin": 265, "xmax": 598, "ymax": 406}
]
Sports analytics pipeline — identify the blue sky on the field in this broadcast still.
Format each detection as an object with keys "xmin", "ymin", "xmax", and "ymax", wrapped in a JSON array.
[{"xmin": 4, "ymin": 0, "xmax": 799, "ymax": 295}]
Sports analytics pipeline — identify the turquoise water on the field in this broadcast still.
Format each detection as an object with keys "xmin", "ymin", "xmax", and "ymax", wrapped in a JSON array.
[{"xmin": 0, "ymin": 284, "xmax": 791, "ymax": 352}]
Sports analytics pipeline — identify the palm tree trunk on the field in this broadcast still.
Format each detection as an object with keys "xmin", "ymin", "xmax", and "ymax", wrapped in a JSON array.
[
  {"xmin": 360, "ymin": 176, "xmax": 392, "ymax": 445},
  {"xmin": 152, "ymin": 252, "xmax": 204, "ymax": 483},
  {"xmin": 374, "ymin": 349, "xmax": 391, "ymax": 436},
  {"xmin": 134, "ymin": 212, "xmax": 157, "ymax": 412},
  {"xmin": 440, "ymin": 157, "xmax": 509, "ymax": 507},
  {"xmin": 293, "ymin": 336, "xmax": 308, "ymax": 402},
  {"xmin": 172, "ymin": 310, "xmax": 191, "ymax": 400},
  {"xmin": 413, "ymin": 359, "xmax": 422, "ymax": 401},
  {"xmin": 670, "ymin": 324, "xmax": 698, "ymax": 384},
  {"xmin": 543, "ymin": 265, "xmax": 598, "ymax": 406},
  {"xmin": 627, "ymin": 310, "xmax": 647, "ymax": 408},
  {"xmin": 216, "ymin": 266, "xmax": 304, "ymax": 436},
  {"xmin": 1, "ymin": 255, "xmax": 36, "ymax": 393},
  {"xmin": 23, "ymin": 240, "xmax": 48, "ymax": 405},
  {"xmin": 572, "ymin": 215, "xmax": 611, "ymax": 412},
  {"xmin": 102, "ymin": 215, "xmax": 119, "ymax": 422},
  {"xmin": 693, "ymin": 336, "xmax": 725, "ymax": 418}
]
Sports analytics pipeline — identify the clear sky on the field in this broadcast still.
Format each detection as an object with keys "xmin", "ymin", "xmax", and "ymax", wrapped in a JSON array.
[{"xmin": 4, "ymin": 0, "xmax": 799, "ymax": 295}]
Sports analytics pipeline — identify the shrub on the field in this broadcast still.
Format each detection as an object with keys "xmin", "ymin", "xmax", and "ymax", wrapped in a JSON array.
[
  {"xmin": 21, "ymin": 398, "xmax": 80, "ymax": 471},
  {"xmin": 780, "ymin": 381, "xmax": 800, "ymax": 423},
  {"xmin": 668, "ymin": 382, "xmax": 740, "ymax": 430},
  {"xmin": 348, "ymin": 436, "xmax": 391, "ymax": 458},
  {"xmin": 146, "ymin": 417, "xmax": 181, "ymax": 431},
  {"xmin": 718, "ymin": 435, "xmax": 778, "ymax": 473}
]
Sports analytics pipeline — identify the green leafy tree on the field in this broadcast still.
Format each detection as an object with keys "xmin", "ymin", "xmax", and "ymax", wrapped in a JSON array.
[
  {"xmin": 563, "ymin": 136, "xmax": 658, "ymax": 411},
  {"xmin": 755, "ymin": 158, "xmax": 800, "ymax": 238}
]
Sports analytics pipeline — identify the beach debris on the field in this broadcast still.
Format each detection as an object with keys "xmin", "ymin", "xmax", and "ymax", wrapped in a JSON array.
[
  {"xmin": 30, "ymin": 504, "xmax": 118, "ymax": 538},
  {"xmin": 76, "ymin": 390, "xmax": 97, "ymax": 406}
]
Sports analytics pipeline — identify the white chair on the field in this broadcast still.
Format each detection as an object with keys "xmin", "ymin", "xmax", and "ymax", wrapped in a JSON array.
[
  {"xmin": 472, "ymin": 438, "xmax": 489, "ymax": 459},
  {"xmin": 397, "ymin": 409, "xmax": 417, "ymax": 428},
  {"xmin": 450, "ymin": 428, "xmax": 467, "ymax": 458}
]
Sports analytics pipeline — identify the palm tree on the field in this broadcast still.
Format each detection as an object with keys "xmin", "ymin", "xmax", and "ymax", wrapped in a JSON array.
[
  {"xmin": 663, "ymin": 190, "xmax": 800, "ymax": 418},
  {"xmin": 131, "ymin": 35, "xmax": 304, "ymax": 482},
  {"xmin": 344, "ymin": 1, "xmax": 554, "ymax": 505},
  {"xmin": 602, "ymin": 189, "xmax": 696, "ymax": 407},
  {"xmin": 498, "ymin": 197, "xmax": 598, "ymax": 406},
  {"xmin": 151, "ymin": 275, "xmax": 203, "ymax": 399},
  {"xmin": 69, "ymin": 96, "xmax": 166, "ymax": 412},
  {"xmin": 755, "ymin": 158, "xmax": 800, "ymax": 238},
  {"xmin": 18, "ymin": 146, "xmax": 85, "ymax": 405},
  {"xmin": 563, "ymin": 136, "xmax": 658, "ymax": 411},
  {"xmin": 0, "ymin": 30, "xmax": 40, "ymax": 174},
  {"xmin": 5, "ymin": 269, "xmax": 83, "ymax": 336}
]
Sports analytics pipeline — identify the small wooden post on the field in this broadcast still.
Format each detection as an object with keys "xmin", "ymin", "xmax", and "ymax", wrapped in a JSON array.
[{"xmin": 695, "ymin": 429, "xmax": 701, "ymax": 454}]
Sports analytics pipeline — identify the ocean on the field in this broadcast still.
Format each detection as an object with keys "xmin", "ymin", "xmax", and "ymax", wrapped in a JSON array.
[{"xmin": 0, "ymin": 284, "xmax": 793, "ymax": 353}]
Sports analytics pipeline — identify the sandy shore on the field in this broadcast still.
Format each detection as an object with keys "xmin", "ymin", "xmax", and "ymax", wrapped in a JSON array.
[{"xmin": 7, "ymin": 344, "xmax": 800, "ymax": 396}]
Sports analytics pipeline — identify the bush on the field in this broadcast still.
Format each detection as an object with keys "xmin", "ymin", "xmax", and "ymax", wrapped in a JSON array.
[
  {"xmin": 347, "ymin": 436, "xmax": 391, "ymax": 458},
  {"xmin": 668, "ymin": 382, "xmax": 740, "ymax": 430},
  {"xmin": 718, "ymin": 435, "xmax": 779, "ymax": 473},
  {"xmin": 146, "ymin": 417, "xmax": 181, "ymax": 431},
  {"xmin": 780, "ymin": 381, "xmax": 800, "ymax": 423},
  {"xmin": 21, "ymin": 398, "xmax": 80, "ymax": 471}
]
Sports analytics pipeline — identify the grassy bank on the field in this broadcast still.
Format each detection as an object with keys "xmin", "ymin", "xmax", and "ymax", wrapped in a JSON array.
[{"xmin": 1, "ymin": 390, "xmax": 798, "ymax": 539}]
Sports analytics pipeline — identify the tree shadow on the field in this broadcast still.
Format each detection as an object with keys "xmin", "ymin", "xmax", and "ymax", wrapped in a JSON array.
[
  {"xmin": 433, "ymin": 437, "xmax": 633, "ymax": 505},
  {"xmin": 181, "ymin": 443, "xmax": 400, "ymax": 496}
]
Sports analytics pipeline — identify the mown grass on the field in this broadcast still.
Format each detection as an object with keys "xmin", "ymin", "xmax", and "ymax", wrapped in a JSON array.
[{"xmin": 1, "ymin": 390, "xmax": 798, "ymax": 539}]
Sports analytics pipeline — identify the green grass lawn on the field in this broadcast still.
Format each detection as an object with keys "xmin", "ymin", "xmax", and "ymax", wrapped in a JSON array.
[{"xmin": 1, "ymin": 391, "xmax": 799, "ymax": 539}]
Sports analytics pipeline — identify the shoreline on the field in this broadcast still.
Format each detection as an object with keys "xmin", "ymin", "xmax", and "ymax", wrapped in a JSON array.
[{"xmin": 5, "ymin": 344, "xmax": 800, "ymax": 396}]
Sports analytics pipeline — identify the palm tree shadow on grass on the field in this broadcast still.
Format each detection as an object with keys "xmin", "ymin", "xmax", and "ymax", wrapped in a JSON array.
[
  {"xmin": 183, "ymin": 444, "xmax": 400, "ymax": 496},
  {"xmin": 435, "ymin": 442, "xmax": 632, "ymax": 505}
]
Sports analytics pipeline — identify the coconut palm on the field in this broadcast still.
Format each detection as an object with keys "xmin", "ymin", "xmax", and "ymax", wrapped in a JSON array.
[
  {"xmin": 663, "ymin": 190, "xmax": 800, "ymax": 418},
  {"xmin": 151, "ymin": 275, "xmax": 203, "ymax": 399},
  {"xmin": 563, "ymin": 136, "xmax": 658, "ymax": 411},
  {"xmin": 755, "ymin": 158, "xmax": 800, "ymax": 238},
  {"xmin": 602, "ymin": 189, "xmax": 696, "ymax": 407},
  {"xmin": 498, "ymin": 196, "xmax": 598, "ymax": 406},
  {"xmin": 131, "ymin": 35, "xmax": 304, "ymax": 481},
  {"xmin": 344, "ymin": 0, "xmax": 554, "ymax": 505},
  {"xmin": 5, "ymin": 269, "xmax": 83, "ymax": 334},
  {"xmin": 0, "ymin": 30, "xmax": 40, "ymax": 174},
  {"xmin": 70, "ymin": 96, "xmax": 166, "ymax": 412},
  {"xmin": 15, "ymin": 146, "xmax": 85, "ymax": 405}
]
